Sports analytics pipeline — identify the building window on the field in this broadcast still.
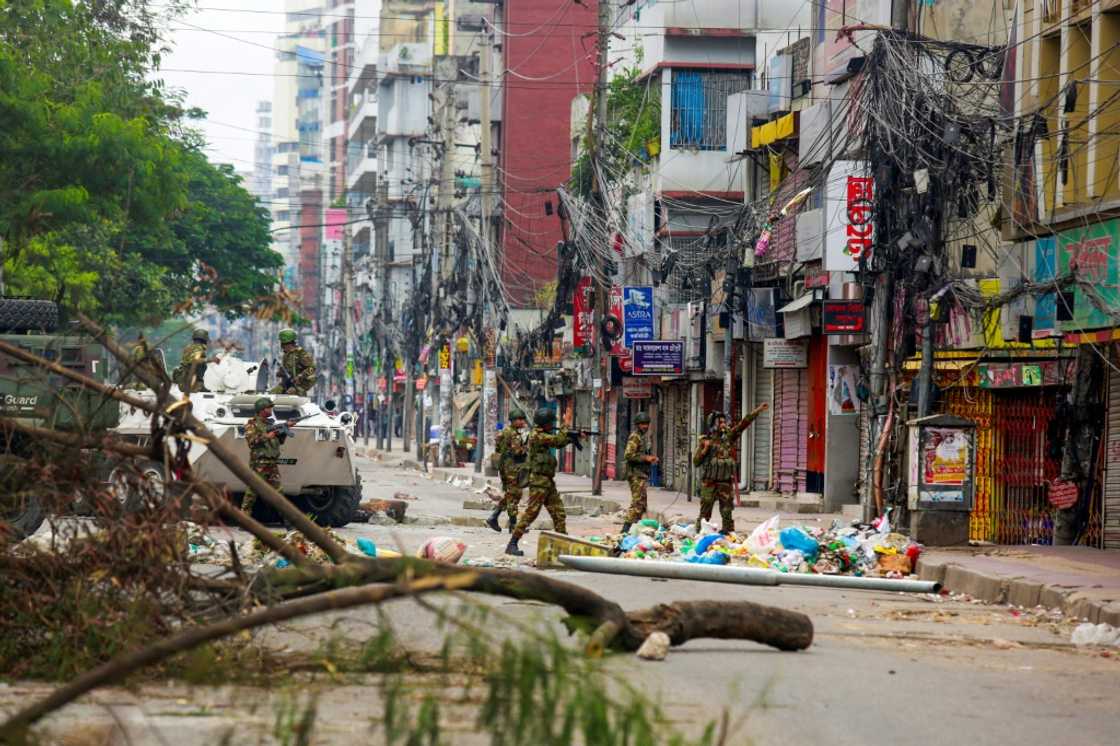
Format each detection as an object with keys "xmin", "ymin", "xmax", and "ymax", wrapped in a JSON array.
[
  {"xmin": 670, "ymin": 69, "xmax": 752, "ymax": 150},
  {"xmin": 277, "ymin": 187, "xmax": 289, "ymax": 198},
  {"xmin": 276, "ymin": 165, "xmax": 289, "ymax": 176},
  {"xmin": 277, "ymin": 210, "xmax": 291, "ymax": 222}
]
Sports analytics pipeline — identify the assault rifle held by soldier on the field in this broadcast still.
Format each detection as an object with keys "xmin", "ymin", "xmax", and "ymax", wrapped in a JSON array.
[{"xmin": 268, "ymin": 414, "xmax": 314, "ymax": 443}]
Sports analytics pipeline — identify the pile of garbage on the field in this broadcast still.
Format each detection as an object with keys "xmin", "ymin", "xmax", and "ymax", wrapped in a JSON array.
[{"xmin": 611, "ymin": 513, "xmax": 923, "ymax": 578}]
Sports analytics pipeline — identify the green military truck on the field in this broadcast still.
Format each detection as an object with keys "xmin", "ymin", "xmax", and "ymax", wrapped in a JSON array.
[{"xmin": 0, "ymin": 299, "xmax": 118, "ymax": 541}]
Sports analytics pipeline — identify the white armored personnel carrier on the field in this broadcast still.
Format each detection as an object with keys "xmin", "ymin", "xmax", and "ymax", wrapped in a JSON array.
[{"xmin": 114, "ymin": 357, "xmax": 361, "ymax": 526}]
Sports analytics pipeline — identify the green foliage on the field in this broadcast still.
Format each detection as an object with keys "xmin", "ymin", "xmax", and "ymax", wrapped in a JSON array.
[
  {"xmin": 572, "ymin": 67, "xmax": 662, "ymax": 198},
  {"xmin": 0, "ymin": 0, "xmax": 281, "ymax": 326}
]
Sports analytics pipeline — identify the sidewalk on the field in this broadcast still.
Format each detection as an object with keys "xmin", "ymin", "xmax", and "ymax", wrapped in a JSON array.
[{"xmin": 917, "ymin": 545, "xmax": 1120, "ymax": 625}]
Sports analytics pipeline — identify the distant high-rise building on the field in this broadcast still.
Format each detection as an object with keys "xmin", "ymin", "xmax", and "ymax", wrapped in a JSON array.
[{"xmin": 250, "ymin": 100, "xmax": 273, "ymax": 204}]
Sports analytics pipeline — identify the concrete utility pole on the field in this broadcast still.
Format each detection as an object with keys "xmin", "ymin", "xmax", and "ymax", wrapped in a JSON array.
[
  {"xmin": 475, "ymin": 25, "xmax": 496, "ymax": 474},
  {"xmin": 342, "ymin": 223, "xmax": 356, "ymax": 413},
  {"xmin": 587, "ymin": 0, "xmax": 612, "ymax": 496},
  {"xmin": 723, "ymin": 246, "xmax": 736, "ymax": 418},
  {"xmin": 435, "ymin": 14, "xmax": 458, "ymax": 468}
]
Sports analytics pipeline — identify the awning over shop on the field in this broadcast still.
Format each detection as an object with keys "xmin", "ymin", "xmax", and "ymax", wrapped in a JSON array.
[
  {"xmin": 454, "ymin": 390, "xmax": 481, "ymax": 425},
  {"xmin": 751, "ymin": 112, "xmax": 796, "ymax": 149},
  {"xmin": 777, "ymin": 293, "xmax": 815, "ymax": 314}
]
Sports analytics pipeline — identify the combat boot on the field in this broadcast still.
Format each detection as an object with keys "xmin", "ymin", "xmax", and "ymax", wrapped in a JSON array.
[
  {"xmin": 505, "ymin": 537, "xmax": 523, "ymax": 556},
  {"xmin": 485, "ymin": 507, "xmax": 502, "ymax": 533}
]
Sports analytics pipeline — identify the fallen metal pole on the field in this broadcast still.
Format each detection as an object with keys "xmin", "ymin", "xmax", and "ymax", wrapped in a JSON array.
[{"xmin": 558, "ymin": 556, "xmax": 941, "ymax": 594}]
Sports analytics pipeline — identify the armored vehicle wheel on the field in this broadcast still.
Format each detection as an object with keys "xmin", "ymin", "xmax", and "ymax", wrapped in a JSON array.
[
  {"xmin": 0, "ymin": 454, "xmax": 45, "ymax": 542},
  {"xmin": 0, "ymin": 298, "xmax": 59, "ymax": 333},
  {"xmin": 298, "ymin": 484, "xmax": 360, "ymax": 527}
]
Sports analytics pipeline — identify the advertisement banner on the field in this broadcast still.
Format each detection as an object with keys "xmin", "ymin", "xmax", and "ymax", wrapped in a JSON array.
[
  {"xmin": 1058, "ymin": 218, "xmax": 1119, "ymax": 331},
  {"xmin": 632, "ymin": 341, "xmax": 684, "ymax": 376},
  {"xmin": 1033, "ymin": 236, "xmax": 1058, "ymax": 337},
  {"xmin": 825, "ymin": 160, "xmax": 874, "ymax": 272},
  {"xmin": 325, "ymin": 208, "xmax": 348, "ymax": 241},
  {"xmin": 622, "ymin": 286, "xmax": 654, "ymax": 347},
  {"xmin": 573, "ymin": 276, "xmax": 595, "ymax": 349},
  {"xmin": 922, "ymin": 427, "xmax": 970, "ymax": 487}
]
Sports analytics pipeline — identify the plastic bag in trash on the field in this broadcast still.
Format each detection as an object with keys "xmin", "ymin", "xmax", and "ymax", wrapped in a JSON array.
[
  {"xmin": 779, "ymin": 527, "xmax": 819, "ymax": 560},
  {"xmin": 619, "ymin": 535, "xmax": 642, "ymax": 552},
  {"xmin": 698, "ymin": 518, "xmax": 720, "ymax": 536},
  {"xmin": 417, "ymin": 536, "xmax": 467, "ymax": 564},
  {"xmin": 685, "ymin": 550, "xmax": 729, "ymax": 565},
  {"xmin": 670, "ymin": 523, "xmax": 698, "ymax": 540},
  {"xmin": 693, "ymin": 533, "xmax": 724, "ymax": 555},
  {"xmin": 1071, "ymin": 622, "xmax": 1120, "ymax": 647},
  {"xmin": 745, "ymin": 515, "xmax": 781, "ymax": 555},
  {"xmin": 356, "ymin": 537, "xmax": 378, "ymax": 558}
]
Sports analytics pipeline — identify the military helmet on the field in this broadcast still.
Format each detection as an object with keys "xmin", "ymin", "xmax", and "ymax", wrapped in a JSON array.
[
  {"xmin": 278, "ymin": 328, "xmax": 298, "ymax": 344},
  {"xmin": 254, "ymin": 397, "xmax": 274, "ymax": 413},
  {"xmin": 509, "ymin": 408, "xmax": 527, "ymax": 422},
  {"xmin": 192, "ymin": 328, "xmax": 210, "ymax": 343},
  {"xmin": 634, "ymin": 412, "xmax": 651, "ymax": 425},
  {"xmin": 533, "ymin": 407, "xmax": 556, "ymax": 427},
  {"xmin": 706, "ymin": 411, "xmax": 726, "ymax": 431}
]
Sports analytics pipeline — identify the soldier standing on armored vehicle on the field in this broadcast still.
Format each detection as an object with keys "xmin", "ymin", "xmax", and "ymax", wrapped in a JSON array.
[
  {"xmin": 173, "ymin": 328, "xmax": 219, "ymax": 393},
  {"xmin": 241, "ymin": 397, "xmax": 295, "ymax": 516},
  {"xmin": 272, "ymin": 328, "xmax": 317, "ymax": 396}
]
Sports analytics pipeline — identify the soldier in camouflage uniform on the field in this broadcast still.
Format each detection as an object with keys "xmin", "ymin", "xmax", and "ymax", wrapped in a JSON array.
[
  {"xmin": 123, "ymin": 335, "xmax": 163, "ymax": 389},
  {"xmin": 621, "ymin": 412, "xmax": 658, "ymax": 534},
  {"xmin": 241, "ymin": 397, "xmax": 293, "ymax": 516},
  {"xmin": 693, "ymin": 403, "xmax": 768, "ymax": 534},
  {"xmin": 486, "ymin": 408, "xmax": 528, "ymax": 533},
  {"xmin": 173, "ymin": 329, "xmax": 218, "ymax": 393},
  {"xmin": 505, "ymin": 408, "xmax": 581, "ymax": 556},
  {"xmin": 271, "ymin": 328, "xmax": 317, "ymax": 396}
]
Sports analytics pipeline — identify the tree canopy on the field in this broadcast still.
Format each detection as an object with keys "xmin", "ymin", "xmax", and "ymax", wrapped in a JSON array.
[{"xmin": 0, "ymin": 0, "xmax": 282, "ymax": 325}]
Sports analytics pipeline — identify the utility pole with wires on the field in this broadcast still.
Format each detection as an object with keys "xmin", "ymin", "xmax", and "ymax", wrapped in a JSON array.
[
  {"xmin": 342, "ymin": 223, "xmax": 356, "ymax": 417},
  {"xmin": 587, "ymin": 0, "xmax": 612, "ymax": 497},
  {"xmin": 434, "ymin": 14, "xmax": 458, "ymax": 468},
  {"xmin": 475, "ymin": 23, "xmax": 496, "ymax": 474}
]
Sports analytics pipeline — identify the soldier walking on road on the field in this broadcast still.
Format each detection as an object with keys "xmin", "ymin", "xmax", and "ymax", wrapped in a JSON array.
[
  {"xmin": 271, "ymin": 328, "xmax": 317, "ymax": 396},
  {"xmin": 173, "ymin": 328, "xmax": 218, "ymax": 393},
  {"xmin": 621, "ymin": 412, "xmax": 657, "ymax": 534},
  {"xmin": 487, "ymin": 408, "xmax": 528, "ymax": 533},
  {"xmin": 505, "ymin": 408, "xmax": 581, "ymax": 556},
  {"xmin": 241, "ymin": 397, "xmax": 294, "ymax": 516},
  {"xmin": 693, "ymin": 403, "xmax": 768, "ymax": 534}
]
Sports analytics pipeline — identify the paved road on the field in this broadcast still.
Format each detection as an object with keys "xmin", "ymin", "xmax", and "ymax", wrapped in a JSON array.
[{"xmin": 4, "ymin": 454, "xmax": 1118, "ymax": 745}]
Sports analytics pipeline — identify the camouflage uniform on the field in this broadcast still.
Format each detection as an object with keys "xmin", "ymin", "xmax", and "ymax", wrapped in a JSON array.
[
  {"xmin": 511, "ymin": 426, "xmax": 570, "ymax": 540},
  {"xmin": 693, "ymin": 409, "xmax": 764, "ymax": 533},
  {"xmin": 494, "ymin": 425, "xmax": 527, "ymax": 524},
  {"xmin": 174, "ymin": 342, "xmax": 210, "ymax": 393},
  {"xmin": 123, "ymin": 339, "xmax": 162, "ymax": 389},
  {"xmin": 623, "ymin": 430, "xmax": 652, "ymax": 523},
  {"xmin": 272, "ymin": 346, "xmax": 317, "ymax": 396},
  {"xmin": 241, "ymin": 412, "xmax": 281, "ymax": 515}
]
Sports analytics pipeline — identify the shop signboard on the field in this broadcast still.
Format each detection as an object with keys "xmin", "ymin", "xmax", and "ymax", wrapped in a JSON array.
[
  {"xmin": 762, "ymin": 337, "xmax": 808, "ymax": 369},
  {"xmin": 573, "ymin": 276, "xmax": 595, "ymax": 349},
  {"xmin": 825, "ymin": 160, "xmax": 875, "ymax": 272},
  {"xmin": 1048, "ymin": 479, "xmax": 1079, "ymax": 509},
  {"xmin": 622, "ymin": 377, "xmax": 653, "ymax": 399},
  {"xmin": 609, "ymin": 285, "xmax": 626, "ymax": 355},
  {"xmin": 1057, "ymin": 218, "xmax": 1119, "ymax": 331},
  {"xmin": 622, "ymin": 286, "xmax": 655, "ymax": 347},
  {"xmin": 632, "ymin": 341, "xmax": 683, "ymax": 376},
  {"xmin": 1033, "ymin": 236, "xmax": 1058, "ymax": 337},
  {"xmin": 822, "ymin": 300, "xmax": 866, "ymax": 334},
  {"xmin": 437, "ymin": 345, "xmax": 451, "ymax": 372}
]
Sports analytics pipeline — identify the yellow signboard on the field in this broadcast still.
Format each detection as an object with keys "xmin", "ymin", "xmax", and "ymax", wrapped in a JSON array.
[{"xmin": 438, "ymin": 344, "xmax": 451, "ymax": 371}]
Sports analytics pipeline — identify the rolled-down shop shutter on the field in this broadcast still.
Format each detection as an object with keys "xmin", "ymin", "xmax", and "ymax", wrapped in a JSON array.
[
  {"xmin": 1105, "ymin": 357, "xmax": 1120, "ymax": 550},
  {"xmin": 662, "ymin": 385, "xmax": 678, "ymax": 490},
  {"xmin": 773, "ymin": 367, "xmax": 808, "ymax": 495},
  {"xmin": 749, "ymin": 344, "xmax": 773, "ymax": 491}
]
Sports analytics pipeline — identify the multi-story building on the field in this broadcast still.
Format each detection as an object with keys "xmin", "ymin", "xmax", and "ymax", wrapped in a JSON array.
[
  {"xmin": 272, "ymin": 1, "xmax": 326, "ymax": 323},
  {"xmin": 249, "ymin": 101, "xmax": 273, "ymax": 205}
]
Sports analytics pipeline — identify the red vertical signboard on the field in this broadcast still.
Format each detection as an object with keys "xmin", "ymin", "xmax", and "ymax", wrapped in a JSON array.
[{"xmin": 573, "ymin": 276, "xmax": 595, "ymax": 349}]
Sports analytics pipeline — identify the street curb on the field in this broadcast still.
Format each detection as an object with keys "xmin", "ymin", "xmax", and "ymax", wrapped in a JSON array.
[{"xmin": 916, "ymin": 556, "xmax": 1120, "ymax": 625}]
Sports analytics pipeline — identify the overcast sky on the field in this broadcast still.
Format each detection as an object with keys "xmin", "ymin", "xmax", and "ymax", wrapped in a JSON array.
[{"xmin": 159, "ymin": 2, "xmax": 284, "ymax": 170}]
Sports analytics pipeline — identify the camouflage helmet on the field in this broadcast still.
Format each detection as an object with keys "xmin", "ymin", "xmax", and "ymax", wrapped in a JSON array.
[
  {"xmin": 634, "ymin": 412, "xmax": 651, "ymax": 425},
  {"xmin": 533, "ymin": 407, "xmax": 556, "ymax": 427},
  {"xmin": 278, "ymin": 328, "xmax": 298, "ymax": 344},
  {"xmin": 254, "ymin": 397, "xmax": 274, "ymax": 413},
  {"xmin": 192, "ymin": 328, "xmax": 210, "ymax": 343},
  {"xmin": 509, "ymin": 408, "xmax": 527, "ymax": 422},
  {"xmin": 706, "ymin": 411, "xmax": 726, "ymax": 432}
]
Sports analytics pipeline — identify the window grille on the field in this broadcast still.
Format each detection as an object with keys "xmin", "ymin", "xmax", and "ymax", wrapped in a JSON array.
[{"xmin": 670, "ymin": 69, "xmax": 752, "ymax": 150}]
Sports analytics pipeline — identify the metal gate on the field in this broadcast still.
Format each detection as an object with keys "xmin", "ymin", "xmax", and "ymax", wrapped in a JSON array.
[
  {"xmin": 1105, "ymin": 350, "xmax": 1120, "ymax": 550},
  {"xmin": 773, "ymin": 368, "xmax": 808, "ymax": 494},
  {"xmin": 662, "ymin": 384, "xmax": 691, "ymax": 492},
  {"xmin": 748, "ymin": 344, "xmax": 773, "ymax": 491}
]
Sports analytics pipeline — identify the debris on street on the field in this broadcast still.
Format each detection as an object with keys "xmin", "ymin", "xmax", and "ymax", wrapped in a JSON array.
[
  {"xmin": 417, "ymin": 536, "xmax": 467, "ymax": 564},
  {"xmin": 636, "ymin": 632, "xmax": 670, "ymax": 661},
  {"xmin": 604, "ymin": 514, "xmax": 926, "ymax": 581},
  {"xmin": 1071, "ymin": 623, "xmax": 1120, "ymax": 647}
]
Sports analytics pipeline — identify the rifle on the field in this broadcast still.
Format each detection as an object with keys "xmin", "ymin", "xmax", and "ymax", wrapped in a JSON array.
[
  {"xmin": 276, "ymin": 360, "xmax": 295, "ymax": 392},
  {"xmin": 268, "ymin": 414, "xmax": 314, "ymax": 443},
  {"xmin": 565, "ymin": 429, "xmax": 601, "ymax": 451}
]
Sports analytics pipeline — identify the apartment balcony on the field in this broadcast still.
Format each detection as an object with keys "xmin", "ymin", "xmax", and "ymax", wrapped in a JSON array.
[
  {"xmin": 378, "ymin": 43, "xmax": 432, "ymax": 80},
  {"xmin": 346, "ymin": 143, "xmax": 377, "ymax": 193},
  {"xmin": 346, "ymin": 36, "xmax": 379, "ymax": 95},
  {"xmin": 347, "ymin": 89, "xmax": 377, "ymax": 142}
]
